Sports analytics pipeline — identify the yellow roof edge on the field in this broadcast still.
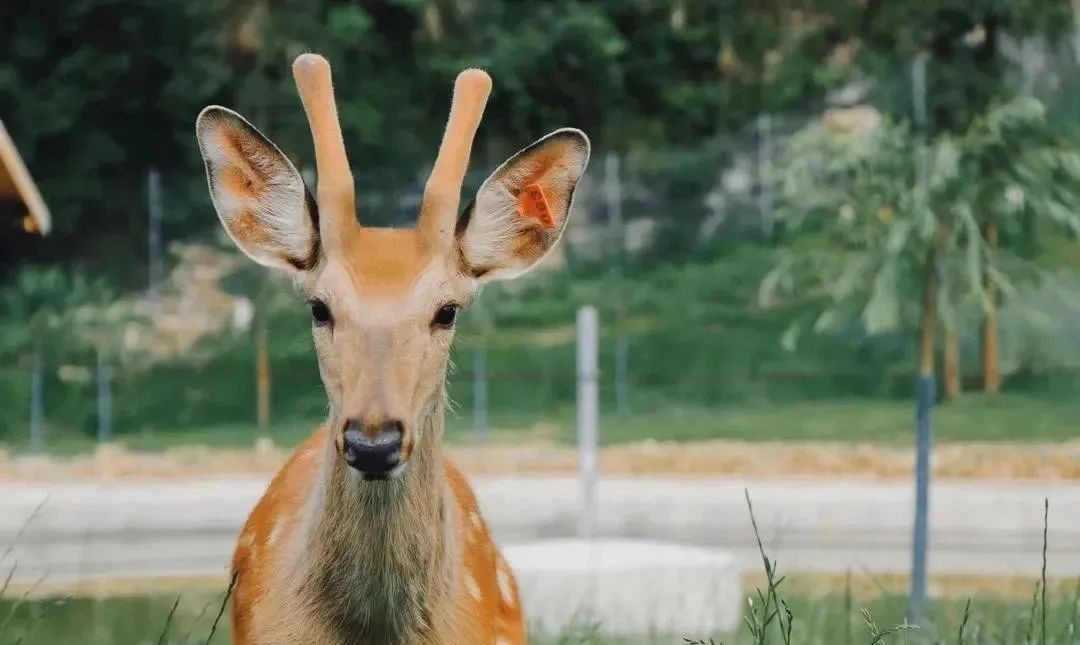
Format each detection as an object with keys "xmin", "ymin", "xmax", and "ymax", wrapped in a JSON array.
[{"xmin": 0, "ymin": 118, "xmax": 51, "ymax": 236}]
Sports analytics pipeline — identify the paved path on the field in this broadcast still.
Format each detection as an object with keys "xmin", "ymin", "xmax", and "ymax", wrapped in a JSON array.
[{"xmin": 1, "ymin": 476, "xmax": 1076, "ymax": 586}]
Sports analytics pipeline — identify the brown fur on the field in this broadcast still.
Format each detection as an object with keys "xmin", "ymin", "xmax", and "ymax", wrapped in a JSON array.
[{"xmin": 231, "ymin": 407, "xmax": 524, "ymax": 644}]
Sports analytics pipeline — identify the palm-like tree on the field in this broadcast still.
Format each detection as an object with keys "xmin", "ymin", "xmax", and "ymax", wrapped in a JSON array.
[
  {"xmin": 766, "ymin": 97, "xmax": 1080, "ymax": 398},
  {"xmin": 949, "ymin": 98, "xmax": 1080, "ymax": 393},
  {"xmin": 761, "ymin": 112, "xmax": 964, "ymax": 390}
]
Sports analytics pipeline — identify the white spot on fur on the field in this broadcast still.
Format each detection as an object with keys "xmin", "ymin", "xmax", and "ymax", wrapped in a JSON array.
[
  {"xmin": 239, "ymin": 530, "xmax": 255, "ymax": 549},
  {"xmin": 267, "ymin": 517, "xmax": 287, "ymax": 546},
  {"xmin": 496, "ymin": 562, "xmax": 515, "ymax": 607},
  {"xmin": 495, "ymin": 637, "xmax": 514, "ymax": 645},
  {"xmin": 470, "ymin": 511, "xmax": 482, "ymax": 531},
  {"xmin": 465, "ymin": 574, "xmax": 483, "ymax": 602}
]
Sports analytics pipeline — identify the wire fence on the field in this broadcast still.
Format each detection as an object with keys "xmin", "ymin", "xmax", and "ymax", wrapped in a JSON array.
[{"xmin": 2, "ymin": 309, "xmax": 1079, "ymax": 452}]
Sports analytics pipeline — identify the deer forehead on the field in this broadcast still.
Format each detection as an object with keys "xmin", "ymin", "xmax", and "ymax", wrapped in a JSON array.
[{"xmin": 310, "ymin": 228, "xmax": 472, "ymax": 320}]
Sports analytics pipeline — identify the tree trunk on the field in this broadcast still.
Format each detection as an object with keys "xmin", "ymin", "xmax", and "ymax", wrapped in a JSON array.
[
  {"xmin": 918, "ymin": 264, "xmax": 939, "ymax": 380},
  {"xmin": 943, "ymin": 322, "xmax": 961, "ymax": 400},
  {"xmin": 96, "ymin": 345, "xmax": 113, "ymax": 443},
  {"xmin": 255, "ymin": 310, "xmax": 271, "ymax": 438},
  {"xmin": 983, "ymin": 221, "xmax": 1000, "ymax": 395}
]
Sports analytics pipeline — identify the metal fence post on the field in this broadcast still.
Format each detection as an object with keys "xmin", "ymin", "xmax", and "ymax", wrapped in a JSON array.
[
  {"xmin": 255, "ymin": 310, "xmax": 271, "ymax": 440},
  {"xmin": 909, "ymin": 51, "xmax": 932, "ymax": 623},
  {"xmin": 147, "ymin": 168, "xmax": 164, "ymax": 311},
  {"xmin": 577, "ymin": 306, "xmax": 599, "ymax": 539},
  {"xmin": 614, "ymin": 335, "xmax": 629, "ymax": 416},
  {"xmin": 96, "ymin": 346, "xmax": 113, "ymax": 444},
  {"xmin": 757, "ymin": 113, "xmax": 774, "ymax": 239},
  {"xmin": 473, "ymin": 345, "xmax": 488, "ymax": 442},
  {"xmin": 604, "ymin": 153, "xmax": 630, "ymax": 416},
  {"xmin": 910, "ymin": 373, "xmax": 934, "ymax": 621},
  {"xmin": 29, "ymin": 345, "xmax": 44, "ymax": 453}
]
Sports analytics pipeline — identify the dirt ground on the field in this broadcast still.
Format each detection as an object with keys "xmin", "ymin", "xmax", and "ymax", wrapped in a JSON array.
[{"xmin": 2, "ymin": 437, "xmax": 1080, "ymax": 482}]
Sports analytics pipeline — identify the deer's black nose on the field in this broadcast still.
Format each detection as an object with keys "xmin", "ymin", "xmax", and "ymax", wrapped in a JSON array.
[{"xmin": 342, "ymin": 419, "xmax": 404, "ymax": 480}]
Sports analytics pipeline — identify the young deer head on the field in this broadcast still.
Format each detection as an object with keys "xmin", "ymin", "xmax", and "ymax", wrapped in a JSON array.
[{"xmin": 196, "ymin": 55, "xmax": 589, "ymax": 481}]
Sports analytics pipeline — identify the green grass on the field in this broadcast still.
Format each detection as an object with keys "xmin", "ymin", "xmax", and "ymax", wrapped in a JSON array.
[
  {"xmin": 5, "ymin": 392, "xmax": 1079, "ymax": 457},
  {"xmin": 0, "ymin": 590, "xmax": 231, "ymax": 645},
  {"xmin": 530, "ymin": 591, "xmax": 1080, "ymax": 643},
  {"xmin": 2, "ymin": 577, "xmax": 1078, "ymax": 644},
  {"xmin": 572, "ymin": 393, "xmax": 1080, "ymax": 445}
]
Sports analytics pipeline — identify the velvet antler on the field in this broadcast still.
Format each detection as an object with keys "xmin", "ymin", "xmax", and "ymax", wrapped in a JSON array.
[
  {"xmin": 419, "ymin": 69, "xmax": 492, "ymax": 248},
  {"xmin": 293, "ymin": 53, "xmax": 358, "ymax": 252}
]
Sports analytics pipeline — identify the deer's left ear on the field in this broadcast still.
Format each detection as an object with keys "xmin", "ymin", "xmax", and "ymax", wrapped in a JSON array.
[{"xmin": 456, "ymin": 129, "xmax": 590, "ymax": 281}]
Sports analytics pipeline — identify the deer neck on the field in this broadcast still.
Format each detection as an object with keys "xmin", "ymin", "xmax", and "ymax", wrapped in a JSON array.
[{"xmin": 302, "ymin": 391, "xmax": 456, "ymax": 643}]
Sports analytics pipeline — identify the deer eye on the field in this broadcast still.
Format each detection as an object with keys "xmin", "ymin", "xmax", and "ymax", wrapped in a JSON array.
[
  {"xmin": 309, "ymin": 300, "xmax": 332, "ymax": 326},
  {"xmin": 431, "ymin": 304, "xmax": 458, "ymax": 329}
]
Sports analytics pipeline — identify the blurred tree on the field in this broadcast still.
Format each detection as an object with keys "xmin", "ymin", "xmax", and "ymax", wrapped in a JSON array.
[
  {"xmin": 0, "ymin": 267, "xmax": 114, "ymax": 448},
  {"xmin": 755, "ymin": 0, "xmax": 1076, "ymax": 398},
  {"xmin": 1, "ymin": 0, "xmax": 870, "ymax": 276},
  {"xmin": 831, "ymin": 0, "xmax": 1074, "ymax": 134},
  {"xmin": 218, "ymin": 260, "xmax": 297, "ymax": 443},
  {"xmin": 952, "ymin": 98, "xmax": 1080, "ymax": 393},
  {"xmin": 761, "ymin": 115, "xmax": 963, "ymax": 390},
  {"xmin": 765, "ymin": 97, "xmax": 1080, "ymax": 396},
  {"xmin": 0, "ymin": 0, "xmax": 233, "ymax": 283},
  {"xmin": 1, "ymin": 0, "xmax": 1077, "ymax": 353}
]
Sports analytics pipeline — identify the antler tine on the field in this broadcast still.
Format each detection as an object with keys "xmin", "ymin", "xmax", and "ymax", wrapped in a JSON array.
[
  {"xmin": 293, "ymin": 54, "xmax": 357, "ymax": 250},
  {"xmin": 420, "ymin": 69, "xmax": 492, "ymax": 247}
]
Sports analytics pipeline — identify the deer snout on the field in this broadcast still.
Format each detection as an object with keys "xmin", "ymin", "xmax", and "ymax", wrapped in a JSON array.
[{"xmin": 342, "ymin": 418, "xmax": 404, "ymax": 480}]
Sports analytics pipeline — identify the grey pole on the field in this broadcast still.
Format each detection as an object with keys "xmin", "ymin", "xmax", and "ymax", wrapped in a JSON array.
[
  {"xmin": 576, "ymin": 306, "xmax": 599, "ymax": 539},
  {"xmin": 96, "ymin": 346, "xmax": 113, "ymax": 444},
  {"xmin": 614, "ymin": 336, "xmax": 629, "ymax": 416},
  {"xmin": 147, "ymin": 168, "xmax": 164, "ymax": 311},
  {"xmin": 909, "ymin": 51, "xmax": 931, "ymax": 623},
  {"xmin": 29, "ymin": 345, "xmax": 44, "ymax": 453},
  {"xmin": 605, "ymin": 153, "xmax": 629, "ymax": 416},
  {"xmin": 473, "ymin": 346, "xmax": 488, "ymax": 443},
  {"xmin": 757, "ymin": 113, "xmax": 774, "ymax": 239},
  {"xmin": 604, "ymin": 153, "xmax": 624, "ymax": 248}
]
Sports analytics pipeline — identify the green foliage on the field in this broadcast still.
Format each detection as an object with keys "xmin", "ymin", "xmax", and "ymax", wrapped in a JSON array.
[
  {"xmin": 0, "ymin": 266, "xmax": 114, "ymax": 359},
  {"xmin": 840, "ymin": 0, "xmax": 1075, "ymax": 134},
  {"xmin": 1, "ymin": 0, "xmax": 870, "ymax": 278},
  {"xmin": 766, "ymin": 95, "xmax": 1080, "ymax": 361},
  {"xmin": 0, "ymin": 0, "xmax": 232, "ymax": 283},
  {"xmin": 999, "ymin": 273, "xmax": 1080, "ymax": 372},
  {"xmin": 764, "ymin": 116, "xmax": 947, "ymax": 338}
]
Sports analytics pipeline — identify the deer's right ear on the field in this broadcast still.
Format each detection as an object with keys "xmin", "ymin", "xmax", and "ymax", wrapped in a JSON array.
[{"xmin": 196, "ymin": 106, "xmax": 320, "ymax": 272}]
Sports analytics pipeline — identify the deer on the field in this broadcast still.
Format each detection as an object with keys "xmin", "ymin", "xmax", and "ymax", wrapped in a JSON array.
[{"xmin": 194, "ymin": 53, "xmax": 589, "ymax": 645}]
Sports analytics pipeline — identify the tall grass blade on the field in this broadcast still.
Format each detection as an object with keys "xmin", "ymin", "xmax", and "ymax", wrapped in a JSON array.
[
  {"xmin": 205, "ymin": 571, "xmax": 238, "ymax": 645},
  {"xmin": 0, "ymin": 495, "xmax": 48, "ymax": 565},
  {"xmin": 1042, "ymin": 498, "xmax": 1049, "ymax": 645},
  {"xmin": 844, "ymin": 569, "xmax": 853, "ymax": 645},
  {"xmin": 157, "ymin": 594, "xmax": 182, "ymax": 645},
  {"xmin": 957, "ymin": 598, "xmax": 971, "ymax": 644},
  {"xmin": 1027, "ymin": 581, "xmax": 1042, "ymax": 645}
]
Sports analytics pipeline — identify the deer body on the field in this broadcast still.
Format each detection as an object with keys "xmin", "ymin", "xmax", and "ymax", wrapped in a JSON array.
[
  {"xmin": 231, "ymin": 424, "xmax": 523, "ymax": 644},
  {"xmin": 195, "ymin": 55, "xmax": 589, "ymax": 644}
]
